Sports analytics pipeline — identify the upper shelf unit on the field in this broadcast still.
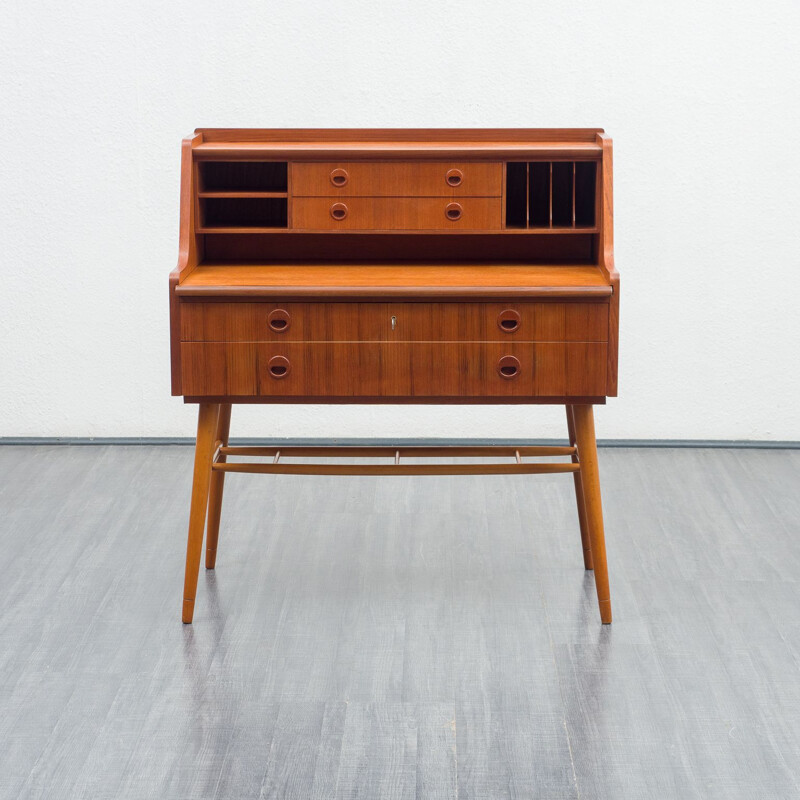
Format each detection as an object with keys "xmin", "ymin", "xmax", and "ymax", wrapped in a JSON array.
[
  {"xmin": 193, "ymin": 158, "xmax": 599, "ymax": 233},
  {"xmin": 505, "ymin": 162, "xmax": 597, "ymax": 230}
]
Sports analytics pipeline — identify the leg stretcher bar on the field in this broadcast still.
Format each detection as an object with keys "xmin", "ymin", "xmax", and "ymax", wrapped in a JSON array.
[{"xmin": 211, "ymin": 444, "xmax": 581, "ymax": 476}]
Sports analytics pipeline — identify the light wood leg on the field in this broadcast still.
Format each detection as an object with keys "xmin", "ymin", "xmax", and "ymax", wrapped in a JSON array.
[
  {"xmin": 566, "ymin": 405, "xmax": 594, "ymax": 570},
  {"xmin": 182, "ymin": 402, "xmax": 219, "ymax": 624},
  {"xmin": 205, "ymin": 403, "xmax": 232, "ymax": 570},
  {"xmin": 572, "ymin": 404, "xmax": 612, "ymax": 624}
]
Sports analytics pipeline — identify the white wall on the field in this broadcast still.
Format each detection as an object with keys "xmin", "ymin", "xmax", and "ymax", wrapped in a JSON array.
[{"xmin": 1, "ymin": 1, "xmax": 798, "ymax": 441}]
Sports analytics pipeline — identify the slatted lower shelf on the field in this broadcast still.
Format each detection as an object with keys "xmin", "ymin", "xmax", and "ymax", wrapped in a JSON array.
[{"xmin": 212, "ymin": 444, "xmax": 580, "ymax": 476}]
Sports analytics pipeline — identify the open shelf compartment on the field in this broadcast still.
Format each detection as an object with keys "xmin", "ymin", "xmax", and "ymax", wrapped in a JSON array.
[
  {"xmin": 197, "ymin": 161, "xmax": 287, "ymax": 193},
  {"xmin": 505, "ymin": 161, "xmax": 597, "ymax": 230},
  {"xmin": 200, "ymin": 197, "xmax": 288, "ymax": 229}
]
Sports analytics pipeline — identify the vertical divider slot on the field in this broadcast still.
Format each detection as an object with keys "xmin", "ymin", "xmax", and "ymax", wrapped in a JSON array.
[
  {"xmin": 551, "ymin": 162, "xmax": 574, "ymax": 227},
  {"xmin": 504, "ymin": 162, "xmax": 528, "ymax": 228},
  {"xmin": 529, "ymin": 162, "xmax": 551, "ymax": 227},
  {"xmin": 502, "ymin": 159, "xmax": 599, "ymax": 230},
  {"xmin": 574, "ymin": 162, "xmax": 597, "ymax": 228}
]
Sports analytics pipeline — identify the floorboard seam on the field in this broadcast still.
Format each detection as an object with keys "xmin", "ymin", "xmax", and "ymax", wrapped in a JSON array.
[{"xmin": 542, "ymin": 592, "xmax": 582, "ymax": 800}]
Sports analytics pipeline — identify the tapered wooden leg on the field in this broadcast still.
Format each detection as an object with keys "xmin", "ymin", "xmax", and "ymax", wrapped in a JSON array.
[
  {"xmin": 205, "ymin": 403, "xmax": 232, "ymax": 570},
  {"xmin": 566, "ymin": 405, "xmax": 594, "ymax": 570},
  {"xmin": 182, "ymin": 402, "xmax": 219, "ymax": 624},
  {"xmin": 572, "ymin": 404, "xmax": 612, "ymax": 624}
]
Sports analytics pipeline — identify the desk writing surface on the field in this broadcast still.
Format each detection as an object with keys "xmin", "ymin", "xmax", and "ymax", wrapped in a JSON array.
[{"xmin": 176, "ymin": 263, "xmax": 612, "ymax": 298}]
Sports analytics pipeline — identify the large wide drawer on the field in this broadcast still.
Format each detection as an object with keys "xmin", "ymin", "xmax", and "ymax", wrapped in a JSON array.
[
  {"xmin": 292, "ymin": 197, "xmax": 502, "ymax": 230},
  {"xmin": 181, "ymin": 301, "xmax": 609, "ymax": 343},
  {"xmin": 180, "ymin": 341, "xmax": 608, "ymax": 397},
  {"xmin": 292, "ymin": 161, "xmax": 503, "ymax": 197}
]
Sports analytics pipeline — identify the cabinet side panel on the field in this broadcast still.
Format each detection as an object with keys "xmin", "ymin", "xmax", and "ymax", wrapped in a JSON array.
[
  {"xmin": 597, "ymin": 134, "xmax": 618, "ymax": 396},
  {"xmin": 172, "ymin": 133, "xmax": 203, "ymax": 395},
  {"xmin": 170, "ymin": 274, "xmax": 182, "ymax": 394}
]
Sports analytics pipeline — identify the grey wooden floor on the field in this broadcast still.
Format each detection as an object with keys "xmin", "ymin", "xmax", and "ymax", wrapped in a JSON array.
[{"xmin": 1, "ymin": 445, "xmax": 799, "ymax": 799}]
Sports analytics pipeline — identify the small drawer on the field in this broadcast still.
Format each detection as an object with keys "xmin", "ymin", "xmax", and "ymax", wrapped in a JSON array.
[
  {"xmin": 180, "ymin": 341, "xmax": 608, "ymax": 398},
  {"xmin": 292, "ymin": 197, "xmax": 502, "ymax": 231},
  {"xmin": 292, "ymin": 161, "xmax": 502, "ymax": 197},
  {"xmin": 180, "ymin": 301, "xmax": 609, "ymax": 343}
]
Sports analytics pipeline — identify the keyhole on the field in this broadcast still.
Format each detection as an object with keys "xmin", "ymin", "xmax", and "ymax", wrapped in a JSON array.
[{"xmin": 391, "ymin": 315, "xmax": 397, "ymax": 331}]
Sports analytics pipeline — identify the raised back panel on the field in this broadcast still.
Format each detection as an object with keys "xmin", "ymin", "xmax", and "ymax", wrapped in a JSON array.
[{"xmin": 202, "ymin": 232, "xmax": 596, "ymax": 263}]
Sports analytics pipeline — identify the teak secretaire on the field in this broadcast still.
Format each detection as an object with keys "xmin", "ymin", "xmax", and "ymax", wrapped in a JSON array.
[{"xmin": 170, "ymin": 128, "xmax": 619, "ymax": 624}]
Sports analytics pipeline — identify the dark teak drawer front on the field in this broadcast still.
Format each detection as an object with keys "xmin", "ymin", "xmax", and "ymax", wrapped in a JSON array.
[
  {"xmin": 180, "ymin": 341, "xmax": 608, "ymax": 398},
  {"xmin": 292, "ymin": 161, "xmax": 503, "ymax": 196},
  {"xmin": 291, "ymin": 197, "xmax": 502, "ymax": 231},
  {"xmin": 181, "ymin": 301, "xmax": 609, "ymax": 343}
]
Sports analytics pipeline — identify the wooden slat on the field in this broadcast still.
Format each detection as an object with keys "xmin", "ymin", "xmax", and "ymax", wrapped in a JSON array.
[
  {"xmin": 195, "ymin": 127, "xmax": 605, "ymax": 143},
  {"xmin": 198, "ymin": 191, "xmax": 288, "ymax": 199},
  {"xmin": 212, "ymin": 462, "xmax": 580, "ymax": 476},
  {"xmin": 192, "ymin": 142, "xmax": 603, "ymax": 161},
  {"xmin": 219, "ymin": 445, "xmax": 576, "ymax": 458},
  {"xmin": 596, "ymin": 133, "xmax": 619, "ymax": 397},
  {"xmin": 194, "ymin": 226, "xmax": 596, "ymax": 235}
]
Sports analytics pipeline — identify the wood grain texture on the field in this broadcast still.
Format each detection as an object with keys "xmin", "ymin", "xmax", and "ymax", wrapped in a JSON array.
[
  {"xmin": 175, "ymin": 264, "xmax": 612, "ymax": 299},
  {"xmin": 172, "ymin": 129, "xmax": 617, "ymax": 399},
  {"xmin": 567, "ymin": 404, "xmax": 594, "ymax": 570},
  {"xmin": 180, "ymin": 341, "xmax": 608, "ymax": 398},
  {"xmin": 170, "ymin": 132, "xmax": 203, "ymax": 393},
  {"xmin": 194, "ymin": 144, "xmax": 601, "ymax": 161},
  {"xmin": 597, "ymin": 133, "xmax": 619, "ymax": 396},
  {"xmin": 196, "ymin": 127, "xmax": 604, "ymax": 142},
  {"xmin": 292, "ymin": 196, "xmax": 502, "ymax": 231},
  {"xmin": 180, "ymin": 301, "xmax": 609, "ymax": 343},
  {"xmin": 181, "ymin": 402, "xmax": 219, "ymax": 623},
  {"xmin": 292, "ymin": 161, "xmax": 502, "ymax": 196},
  {"xmin": 572, "ymin": 404, "xmax": 612, "ymax": 623},
  {"xmin": 214, "ymin": 461, "xmax": 580, "ymax": 476},
  {"xmin": 205, "ymin": 403, "xmax": 231, "ymax": 569},
  {"xmin": 192, "ymin": 129, "xmax": 604, "ymax": 160}
]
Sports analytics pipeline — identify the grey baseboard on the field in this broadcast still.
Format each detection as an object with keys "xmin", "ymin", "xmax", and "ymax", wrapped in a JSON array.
[{"xmin": 0, "ymin": 437, "xmax": 797, "ymax": 449}]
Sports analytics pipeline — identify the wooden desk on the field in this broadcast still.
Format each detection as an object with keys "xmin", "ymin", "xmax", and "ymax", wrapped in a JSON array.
[{"xmin": 170, "ymin": 128, "xmax": 619, "ymax": 624}]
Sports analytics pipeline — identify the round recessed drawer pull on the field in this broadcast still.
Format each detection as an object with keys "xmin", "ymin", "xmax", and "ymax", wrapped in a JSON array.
[
  {"xmin": 330, "ymin": 168, "xmax": 349, "ymax": 187},
  {"xmin": 445, "ymin": 202, "xmax": 463, "ymax": 221},
  {"xmin": 268, "ymin": 308, "xmax": 291, "ymax": 332},
  {"xmin": 330, "ymin": 202, "xmax": 348, "ymax": 221},
  {"xmin": 497, "ymin": 309, "xmax": 521, "ymax": 333},
  {"xmin": 445, "ymin": 168, "xmax": 463, "ymax": 187},
  {"xmin": 497, "ymin": 355, "xmax": 521, "ymax": 379},
  {"xmin": 268, "ymin": 355, "xmax": 291, "ymax": 379}
]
